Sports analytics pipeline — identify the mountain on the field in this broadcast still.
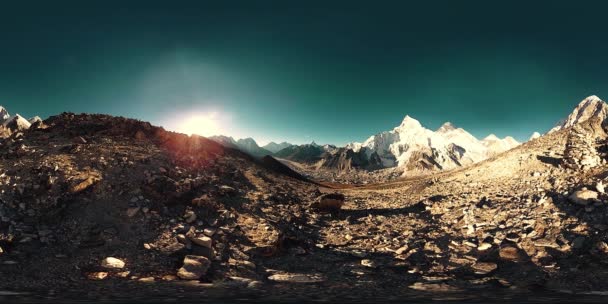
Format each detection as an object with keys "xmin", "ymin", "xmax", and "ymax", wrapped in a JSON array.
[
  {"xmin": 273, "ymin": 142, "xmax": 326, "ymax": 163},
  {"xmin": 550, "ymin": 95, "xmax": 608, "ymax": 133},
  {"xmin": 0, "ymin": 106, "xmax": 9, "ymax": 123},
  {"xmin": 28, "ymin": 116, "xmax": 42, "ymax": 125},
  {"xmin": 529, "ymin": 132, "xmax": 541, "ymax": 141},
  {"xmin": 346, "ymin": 115, "xmax": 519, "ymax": 172},
  {"xmin": 235, "ymin": 138, "xmax": 272, "ymax": 157},
  {"xmin": 262, "ymin": 141, "xmax": 294, "ymax": 153},
  {"xmin": 209, "ymin": 136, "xmax": 272, "ymax": 157},
  {"xmin": 208, "ymin": 135, "xmax": 238, "ymax": 149}
]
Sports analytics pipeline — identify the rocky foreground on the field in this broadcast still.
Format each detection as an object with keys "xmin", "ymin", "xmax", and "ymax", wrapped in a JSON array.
[{"xmin": 1, "ymin": 112, "xmax": 608, "ymax": 302}]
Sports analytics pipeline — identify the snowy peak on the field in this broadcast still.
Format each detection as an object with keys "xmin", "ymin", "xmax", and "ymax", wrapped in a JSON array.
[
  {"xmin": 397, "ymin": 115, "xmax": 423, "ymax": 129},
  {"xmin": 3, "ymin": 113, "xmax": 31, "ymax": 131},
  {"xmin": 28, "ymin": 116, "xmax": 42, "ymax": 125},
  {"xmin": 483, "ymin": 134, "xmax": 500, "ymax": 141},
  {"xmin": 436, "ymin": 122, "xmax": 456, "ymax": 133},
  {"xmin": 0, "ymin": 106, "xmax": 9, "ymax": 122},
  {"xmin": 550, "ymin": 95, "xmax": 608, "ymax": 133},
  {"xmin": 349, "ymin": 114, "xmax": 519, "ymax": 172},
  {"xmin": 529, "ymin": 132, "xmax": 541, "ymax": 141}
]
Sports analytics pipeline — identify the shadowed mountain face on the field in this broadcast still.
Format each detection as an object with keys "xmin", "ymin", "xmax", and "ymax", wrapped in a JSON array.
[
  {"xmin": 209, "ymin": 135, "xmax": 272, "ymax": 158},
  {"xmin": 262, "ymin": 141, "xmax": 294, "ymax": 153}
]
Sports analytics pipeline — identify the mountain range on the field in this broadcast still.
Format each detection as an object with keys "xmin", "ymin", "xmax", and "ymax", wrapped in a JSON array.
[
  {"xmin": 206, "ymin": 95, "xmax": 608, "ymax": 176},
  {"xmin": 0, "ymin": 106, "xmax": 39, "ymax": 133}
]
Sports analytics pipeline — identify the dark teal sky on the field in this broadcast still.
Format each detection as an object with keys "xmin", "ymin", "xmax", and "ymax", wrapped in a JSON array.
[{"xmin": 1, "ymin": 1, "xmax": 608, "ymax": 145}]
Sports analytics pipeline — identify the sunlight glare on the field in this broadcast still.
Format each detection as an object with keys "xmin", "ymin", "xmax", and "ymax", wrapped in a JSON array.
[{"xmin": 176, "ymin": 112, "xmax": 223, "ymax": 137}]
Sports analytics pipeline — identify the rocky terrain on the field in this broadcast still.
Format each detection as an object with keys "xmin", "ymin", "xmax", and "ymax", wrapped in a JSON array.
[{"xmin": 2, "ymin": 96, "xmax": 608, "ymax": 302}]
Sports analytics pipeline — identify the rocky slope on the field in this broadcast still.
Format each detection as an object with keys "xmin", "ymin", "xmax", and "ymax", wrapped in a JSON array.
[{"xmin": 3, "ymin": 98, "xmax": 608, "ymax": 301}]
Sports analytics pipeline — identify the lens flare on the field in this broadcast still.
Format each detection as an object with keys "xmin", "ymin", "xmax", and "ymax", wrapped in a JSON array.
[{"xmin": 176, "ymin": 112, "xmax": 222, "ymax": 137}]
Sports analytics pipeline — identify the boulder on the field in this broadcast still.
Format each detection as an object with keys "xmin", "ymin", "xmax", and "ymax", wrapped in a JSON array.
[
  {"xmin": 177, "ymin": 255, "xmax": 211, "ymax": 280},
  {"xmin": 311, "ymin": 193, "xmax": 345, "ymax": 212},
  {"xmin": 101, "ymin": 257, "xmax": 125, "ymax": 269},
  {"xmin": 569, "ymin": 190, "xmax": 599, "ymax": 206}
]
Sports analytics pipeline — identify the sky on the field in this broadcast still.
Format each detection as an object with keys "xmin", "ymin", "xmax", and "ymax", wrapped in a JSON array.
[{"xmin": 1, "ymin": 1, "xmax": 608, "ymax": 145}]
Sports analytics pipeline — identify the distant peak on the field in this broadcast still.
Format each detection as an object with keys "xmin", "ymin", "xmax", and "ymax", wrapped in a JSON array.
[
  {"xmin": 398, "ymin": 115, "xmax": 422, "ymax": 128},
  {"xmin": 436, "ymin": 122, "xmax": 456, "ymax": 133},
  {"xmin": 483, "ymin": 134, "xmax": 500, "ymax": 141},
  {"xmin": 529, "ymin": 132, "xmax": 541, "ymax": 141}
]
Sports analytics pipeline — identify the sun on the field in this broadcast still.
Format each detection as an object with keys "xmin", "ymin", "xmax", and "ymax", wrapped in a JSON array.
[{"xmin": 176, "ymin": 112, "xmax": 222, "ymax": 137}]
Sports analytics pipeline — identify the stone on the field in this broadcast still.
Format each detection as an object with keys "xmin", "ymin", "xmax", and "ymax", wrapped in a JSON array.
[
  {"xmin": 87, "ymin": 272, "xmax": 108, "ymax": 280},
  {"xmin": 190, "ymin": 236, "xmax": 213, "ymax": 248},
  {"xmin": 177, "ymin": 255, "xmax": 211, "ymax": 280},
  {"xmin": 268, "ymin": 273, "xmax": 325, "ymax": 283},
  {"xmin": 569, "ymin": 190, "xmax": 599, "ymax": 206},
  {"xmin": 101, "ymin": 257, "xmax": 125, "ymax": 269},
  {"xmin": 499, "ymin": 246, "xmax": 525, "ymax": 262},
  {"xmin": 361, "ymin": 259, "xmax": 377, "ymax": 268},
  {"xmin": 395, "ymin": 245, "xmax": 409, "ymax": 255},
  {"xmin": 478, "ymin": 243, "xmax": 492, "ymax": 251},
  {"xmin": 311, "ymin": 193, "xmax": 345, "ymax": 212},
  {"xmin": 69, "ymin": 176, "xmax": 100, "ymax": 194},
  {"xmin": 471, "ymin": 262, "xmax": 498, "ymax": 275},
  {"xmin": 203, "ymin": 227, "xmax": 217, "ymax": 237},
  {"xmin": 126, "ymin": 207, "xmax": 140, "ymax": 218},
  {"xmin": 597, "ymin": 181, "xmax": 605, "ymax": 194},
  {"xmin": 184, "ymin": 211, "xmax": 197, "ymax": 224}
]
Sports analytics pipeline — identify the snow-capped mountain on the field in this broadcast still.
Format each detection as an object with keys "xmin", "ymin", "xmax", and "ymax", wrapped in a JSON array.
[
  {"xmin": 3, "ymin": 114, "xmax": 31, "ymax": 131},
  {"xmin": 550, "ymin": 95, "xmax": 608, "ymax": 133},
  {"xmin": 0, "ymin": 106, "xmax": 40, "ymax": 134},
  {"xmin": 262, "ymin": 141, "xmax": 294, "ymax": 153},
  {"xmin": 0, "ymin": 106, "xmax": 9, "ymax": 122},
  {"xmin": 529, "ymin": 132, "xmax": 541, "ymax": 141},
  {"xmin": 347, "ymin": 115, "xmax": 519, "ymax": 172}
]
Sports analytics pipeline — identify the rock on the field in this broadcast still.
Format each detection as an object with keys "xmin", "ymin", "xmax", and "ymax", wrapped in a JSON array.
[
  {"xmin": 471, "ymin": 262, "xmax": 498, "ymax": 275},
  {"xmin": 69, "ymin": 175, "xmax": 100, "ymax": 194},
  {"xmin": 87, "ymin": 272, "xmax": 108, "ymax": 280},
  {"xmin": 311, "ymin": 193, "xmax": 345, "ymax": 212},
  {"xmin": 569, "ymin": 190, "xmax": 599, "ymax": 206},
  {"xmin": 184, "ymin": 211, "xmax": 197, "ymax": 224},
  {"xmin": 203, "ymin": 227, "xmax": 217, "ymax": 237},
  {"xmin": 268, "ymin": 273, "xmax": 325, "ymax": 283},
  {"xmin": 597, "ymin": 181, "xmax": 605, "ymax": 194},
  {"xmin": 162, "ymin": 274, "xmax": 178, "ymax": 281},
  {"xmin": 101, "ymin": 257, "xmax": 125, "ymax": 269},
  {"xmin": 138, "ymin": 277, "xmax": 155, "ymax": 283},
  {"xmin": 126, "ymin": 207, "xmax": 140, "ymax": 218},
  {"xmin": 190, "ymin": 236, "xmax": 213, "ymax": 248},
  {"xmin": 177, "ymin": 255, "xmax": 211, "ymax": 280},
  {"xmin": 395, "ymin": 245, "xmax": 409, "ymax": 255},
  {"xmin": 499, "ymin": 246, "xmax": 525, "ymax": 262},
  {"xmin": 361, "ymin": 259, "xmax": 377, "ymax": 268},
  {"xmin": 478, "ymin": 243, "xmax": 492, "ymax": 251}
]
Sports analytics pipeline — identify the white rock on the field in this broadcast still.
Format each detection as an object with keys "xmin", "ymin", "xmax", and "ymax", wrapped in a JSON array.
[{"xmin": 101, "ymin": 257, "xmax": 125, "ymax": 269}]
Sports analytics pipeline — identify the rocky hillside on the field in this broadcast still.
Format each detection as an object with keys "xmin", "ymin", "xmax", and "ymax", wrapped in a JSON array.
[
  {"xmin": 4, "ymin": 98, "xmax": 608, "ymax": 301},
  {"xmin": 0, "ymin": 112, "xmax": 325, "ymax": 298}
]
